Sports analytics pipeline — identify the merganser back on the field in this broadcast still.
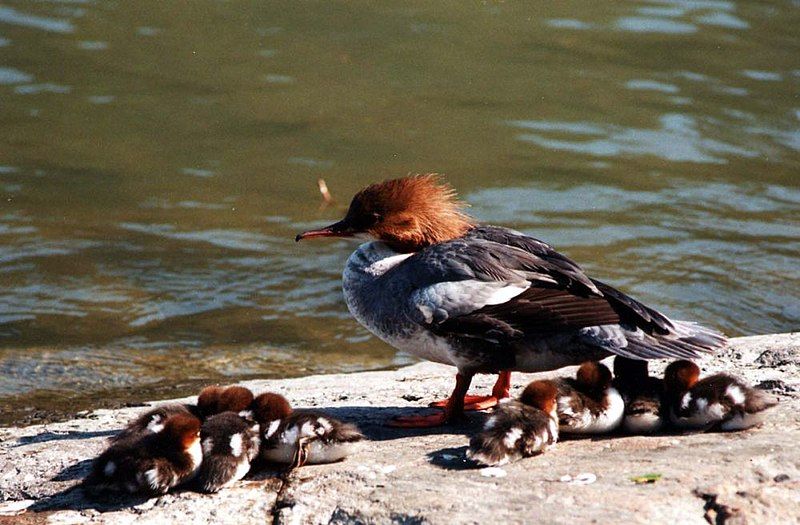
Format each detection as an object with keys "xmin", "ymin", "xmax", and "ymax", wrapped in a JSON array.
[{"xmin": 296, "ymin": 174, "xmax": 727, "ymax": 427}]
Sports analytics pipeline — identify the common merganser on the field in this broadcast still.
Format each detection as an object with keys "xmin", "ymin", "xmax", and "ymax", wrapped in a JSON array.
[
  {"xmin": 468, "ymin": 381, "xmax": 559, "ymax": 466},
  {"xmin": 296, "ymin": 175, "xmax": 727, "ymax": 427},
  {"xmin": 197, "ymin": 412, "xmax": 261, "ymax": 493},
  {"xmin": 86, "ymin": 413, "xmax": 203, "ymax": 495},
  {"xmin": 664, "ymin": 360, "xmax": 778, "ymax": 431},
  {"xmin": 613, "ymin": 357, "xmax": 665, "ymax": 434},
  {"xmin": 251, "ymin": 393, "xmax": 364, "ymax": 469},
  {"xmin": 548, "ymin": 361, "xmax": 624, "ymax": 434}
]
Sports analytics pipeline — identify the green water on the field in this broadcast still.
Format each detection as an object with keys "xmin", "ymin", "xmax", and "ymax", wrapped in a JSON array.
[{"xmin": 0, "ymin": 1, "xmax": 798, "ymax": 424}]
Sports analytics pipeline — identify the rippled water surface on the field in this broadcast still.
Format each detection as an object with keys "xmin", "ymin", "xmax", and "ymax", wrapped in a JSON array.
[{"xmin": 1, "ymin": 1, "xmax": 798, "ymax": 424}]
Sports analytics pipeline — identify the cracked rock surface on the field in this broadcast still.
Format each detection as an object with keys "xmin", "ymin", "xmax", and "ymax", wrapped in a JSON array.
[{"xmin": 1, "ymin": 333, "xmax": 798, "ymax": 524}]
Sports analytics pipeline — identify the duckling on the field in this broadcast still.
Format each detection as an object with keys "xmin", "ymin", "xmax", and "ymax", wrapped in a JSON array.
[
  {"xmin": 613, "ymin": 357, "xmax": 664, "ymax": 434},
  {"xmin": 664, "ymin": 360, "xmax": 778, "ymax": 431},
  {"xmin": 467, "ymin": 380, "xmax": 559, "ymax": 466},
  {"xmin": 197, "ymin": 385, "xmax": 254, "ymax": 419},
  {"xmin": 111, "ymin": 403, "xmax": 199, "ymax": 444},
  {"xmin": 251, "ymin": 392, "xmax": 364, "ymax": 469},
  {"xmin": 196, "ymin": 412, "xmax": 261, "ymax": 493},
  {"xmin": 554, "ymin": 361, "xmax": 625, "ymax": 434},
  {"xmin": 87, "ymin": 413, "xmax": 202, "ymax": 496}
]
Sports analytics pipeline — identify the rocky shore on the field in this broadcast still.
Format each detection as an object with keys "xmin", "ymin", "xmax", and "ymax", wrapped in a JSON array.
[{"xmin": 1, "ymin": 333, "xmax": 798, "ymax": 524}]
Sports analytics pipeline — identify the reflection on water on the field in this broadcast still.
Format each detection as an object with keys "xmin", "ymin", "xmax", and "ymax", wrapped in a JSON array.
[{"xmin": 0, "ymin": 0, "xmax": 798, "ymax": 424}]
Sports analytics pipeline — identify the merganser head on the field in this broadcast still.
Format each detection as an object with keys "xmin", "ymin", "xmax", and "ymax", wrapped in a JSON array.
[
  {"xmin": 161, "ymin": 413, "xmax": 202, "ymax": 449},
  {"xmin": 295, "ymin": 174, "xmax": 474, "ymax": 252},
  {"xmin": 519, "ymin": 380, "xmax": 558, "ymax": 414},
  {"xmin": 576, "ymin": 361, "xmax": 613, "ymax": 392},
  {"xmin": 663, "ymin": 360, "xmax": 701, "ymax": 394},
  {"xmin": 250, "ymin": 392, "xmax": 292, "ymax": 425},
  {"xmin": 198, "ymin": 385, "xmax": 224, "ymax": 418},
  {"xmin": 613, "ymin": 357, "xmax": 648, "ymax": 382},
  {"xmin": 217, "ymin": 386, "xmax": 255, "ymax": 413}
]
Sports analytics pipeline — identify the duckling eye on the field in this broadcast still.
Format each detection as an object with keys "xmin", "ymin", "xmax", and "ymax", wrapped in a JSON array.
[{"xmin": 371, "ymin": 212, "xmax": 383, "ymax": 222}]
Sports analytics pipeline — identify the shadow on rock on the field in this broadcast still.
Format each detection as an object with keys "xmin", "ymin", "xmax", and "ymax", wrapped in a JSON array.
[
  {"xmin": 426, "ymin": 446, "xmax": 476, "ymax": 471},
  {"xmin": 317, "ymin": 406, "xmax": 487, "ymax": 441},
  {"xmin": 14, "ymin": 429, "xmax": 118, "ymax": 447}
]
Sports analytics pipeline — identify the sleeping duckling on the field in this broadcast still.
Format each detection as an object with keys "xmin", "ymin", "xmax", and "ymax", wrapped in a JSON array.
[
  {"xmin": 613, "ymin": 357, "xmax": 665, "ymax": 434},
  {"xmin": 554, "ymin": 361, "xmax": 624, "ymax": 435},
  {"xmin": 251, "ymin": 392, "xmax": 364, "ymax": 469},
  {"xmin": 87, "ymin": 413, "xmax": 202, "ymax": 496},
  {"xmin": 196, "ymin": 412, "xmax": 260, "ymax": 493},
  {"xmin": 664, "ymin": 360, "xmax": 778, "ymax": 431},
  {"xmin": 467, "ymin": 380, "xmax": 559, "ymax": 466}
]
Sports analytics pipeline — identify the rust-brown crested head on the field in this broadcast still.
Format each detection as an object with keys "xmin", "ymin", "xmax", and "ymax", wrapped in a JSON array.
[
  {"xmin": 218, "ymin": 386, "xmax": 255, "ymax": 413},
  {"xmin": 250, "ymin": 392, "xmax": 292, "ymax": 425},
  {"xmin": 162, "ymin": 413, "xmax": 201, "ymax": 449},
  {"xmin": 520, "ymin": 380, "xmax": 558, "ymax": 413},
  {"xmin": 197, "ymin": 385, "xmax": 224, "ymax": 417},
  {"xmin": 576, "ymin": 361, "xmax": 613, "ymax": 391},
  {"xmin": 296, "ymin": 174, "xmax": 474, "ymax": 252},
  {"xmin": 663, "ymin": 360, "xmax": 701, "ymax": 393}
]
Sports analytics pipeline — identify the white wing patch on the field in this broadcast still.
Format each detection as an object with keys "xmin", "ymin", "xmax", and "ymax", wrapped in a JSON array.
[
  {"xmin": 725, "ymin": 385, "xmax": 746, "ymax": 405},
  {"xmin": 265, "ymin": 420, "xmax": 281, "ymax": 439},
  {"xmin": 229, "ymin": 433, "xmax": 243, "ymax": 457},
  {"xmin": 411, "ymin": 280, "xmax": 530, "ymax": 325},
  {"xmin": 503, "ymin": 427, "xmax": 523, "ymax": 448}
]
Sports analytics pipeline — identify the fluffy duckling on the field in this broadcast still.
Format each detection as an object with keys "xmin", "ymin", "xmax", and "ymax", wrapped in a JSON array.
[
  {"xmin": 554, "ymin": 361, "xmax": 624, "ymax": 434},
  {"xmin": 87, "ymin": 413, "xmax": 202, "ymax": 495},
  {"xmin": 251, "ymin": 392, "xmax": 364, "ymax": 469},
  {"xmin": 197, "ymin": 385, "xmax": 254, "ymax": 419},
  {"xmin": 664, "ymin": 360, "xmax": 778, "ymax": 431},
  {"xmin": 467, "ymin": 380, "xmax": 559, "ymax": 466},
  {"xmin": 111, "ymin": 403, "xmax": 198, "ymax": 443},
  {"xmin": 613, "ymin": 357, "xmax": 665, "ymax": 434},
  {"xmin": 196, "ymin": 412, "xmax": 261, "ymax": 493}
]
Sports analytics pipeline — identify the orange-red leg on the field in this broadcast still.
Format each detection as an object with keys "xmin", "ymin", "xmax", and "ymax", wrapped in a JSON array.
[
  {"xmin": 429, "ymin": 371, "xmax": 512, "ymax": 411},
  {"xmin": 388, "ymin": 373, "xmax": 472, "ymax": 428}
]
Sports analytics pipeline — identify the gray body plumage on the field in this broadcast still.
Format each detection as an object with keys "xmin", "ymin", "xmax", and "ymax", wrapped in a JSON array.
[{"xmin": 342, "ymin": 226, "xmax": 725, "ymax": 376}]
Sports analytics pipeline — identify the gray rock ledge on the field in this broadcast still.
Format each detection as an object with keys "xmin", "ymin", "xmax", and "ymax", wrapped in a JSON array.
[{"xmin": 1, "ymin": 333, "xmax": 799, "ymax": 524}]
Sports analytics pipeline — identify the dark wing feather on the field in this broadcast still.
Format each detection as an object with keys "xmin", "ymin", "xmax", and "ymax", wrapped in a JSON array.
[{"xmin": 403, "ymin": 226, "xmax": 723, "ymax": 359}]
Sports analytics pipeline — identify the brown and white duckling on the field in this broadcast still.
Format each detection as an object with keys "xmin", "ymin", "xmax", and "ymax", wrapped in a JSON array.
[
  {"xmin": 111, "ymin": 403, "xmax": 199, "ymax": 443},
  {"xmin": 467, "ymin": 380, "xmax": 559, "ymax": 466},
  {"xmin": 251, "ymin": 392, "xmax": 364, "ymax": 469},
  {"xmin": 664, "ymin": 360, "xmax": 778, "ymax": 431},
  {"xmin": 613, "ymin": 357, "xmax": 665, "ymax": 434},
  {"xmin": 554, "ymin": 361, "xmax": 624, "ymax": 434},
  {"xmin": 196, "ymin": 412, "xmax": 261, "ymax": 493},
  {"xmin": 197, "ymin": 385, "xmax": 255, "ymax": 419},
  {"xmin": 86, "ymin": 413, "xmax": 203, "ymax": 495}
]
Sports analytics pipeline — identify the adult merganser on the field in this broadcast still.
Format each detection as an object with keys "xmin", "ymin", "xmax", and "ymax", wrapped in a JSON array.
[
  {"xmin": 663, "ymin": 360, "xmax": 778, "ymax": 431},
  {"xmin": 468, "ymin": 381, "xmax": 559, "ymax": 466},
  {"xmin": 549, "ymin": 361, "xmax": 624, "ymax": 434},
  {"xmin": 251, "ymin": 393, "xmax": 364, "ymax": 469},
  {"xmin": 296, "ymin": 174, "xmax": 727, "ymax": 427},
  {"xmin": 86, "ymin": 413, "xmax": 203, "ymax": 496},
  {"xmin": 197, "ymin": 412, "xmax": 261, "ymax": 493},
  {"xmin": 613, "ymin": 357, "xmax": 665, "ymax": 434}
]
